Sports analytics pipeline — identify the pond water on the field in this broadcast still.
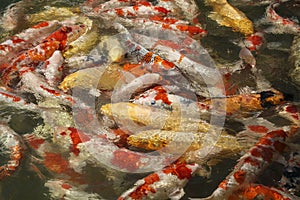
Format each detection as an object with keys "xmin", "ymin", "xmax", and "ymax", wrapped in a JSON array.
[{"xmin": 0, "ymin": 0, "xmax": 299, "ymax": 199}]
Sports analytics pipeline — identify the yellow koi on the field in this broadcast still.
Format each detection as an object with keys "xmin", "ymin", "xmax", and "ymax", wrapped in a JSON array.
[
  {"xmin": 100, "ymin": 102, "xmax": 210, "ymax": 132},
  {"xmin": 205, "ymin": 0, "xmax": 254, "ymax": 35}
]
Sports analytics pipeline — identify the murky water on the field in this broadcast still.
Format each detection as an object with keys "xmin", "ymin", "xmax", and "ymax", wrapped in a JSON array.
[{"xmin": 0, "ymin": 0, "xmax": 299, "ymax": 199}]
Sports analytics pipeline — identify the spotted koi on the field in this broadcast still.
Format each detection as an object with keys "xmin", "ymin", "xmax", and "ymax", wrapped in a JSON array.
[
  {"xmin": 197, "ymin": 129, "xmax": 288, "ymax": 200},
  {"xmin": 118, "ymin": 162, "xmax": 199, "ymax": 200},
  {"xmin": 83, "ymin": 0, "xmax": 146, "ymax": 13},
  {"xmin": 1, "ymin": 24, "xmax": 86, "ymax": 89},
  {"xmin": 116, "ymin": 17, "xmax": 207, "ymax": 38},
  {"xmin": 115, "ymin": 23, "xmax": 177, "ymax": 70},
  {"xmin": 56, "ymin": 128, "xmax": 178, "ymax": 173},
  {"xmin": 0, "ymin": 20, "xmax": 60, "ymax": 63},
  {"xmin": 100, "ymin": 4, "xmax": 171, "ymax": 19},
  {"xmin": 230, "ymin": 184, "xmax": 300, "ymax": 200},
  {"xmin": 113, "ymin": 73, "xmax": 162, "ymax": 101},
  {"xmin": 0, "ymin": 124, "xmax": 24, "ymax": 180},
  {"xmin": 129, "ymin": 30, "xmax": 222, "ymax": 97},
  {"xmin": 243, "ymin": 32, "xmax": 264, "ymax": 51},
  {"xmin": 265, "ymin": 2, "xmax": 300, "ymax": 34},
  {"xmin": 38, "ymin": 50, "xmax": 64, "ymax": 87}
]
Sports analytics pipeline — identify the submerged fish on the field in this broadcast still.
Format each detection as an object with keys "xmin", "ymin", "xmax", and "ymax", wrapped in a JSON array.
[{"xmin": 205, "ymin": 0, "xmax": 254, "ymax": 35}]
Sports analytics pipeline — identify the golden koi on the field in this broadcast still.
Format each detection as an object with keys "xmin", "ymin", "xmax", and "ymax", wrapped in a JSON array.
[{"xmin": 205, "ymin": 0, "xmax": 254, "ymax": 35}]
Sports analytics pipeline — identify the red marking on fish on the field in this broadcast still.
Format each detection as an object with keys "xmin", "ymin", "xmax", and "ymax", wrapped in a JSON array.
[
  {"xmin": 153, "ymin": 86, "xmax": 172, "ymax": 105},
  {"xmin": 162, "ymin": 162, "xmax": 193, "ymax": 180},
  {"xmin": 32, "ymin": 21, "xmax": 49, "ymax": 29},
  {"xmin": 40, "ymin": 85, "xmax": 61, "ymax": 96},
  {"xmin": 61, "ymin": 183, "xmax": 72, "ymax": 190},
  {"xmin": 11, "ymin": 36, "xmax": 25, "ymax": 44},
  {"xmin": 0, "ymin": 91, "xmax": 21, "ymax": 102},
  {"xmin": 233, "ymin": 170, "xmax": 246, "ymax": 184},
  {"xmin": 149, "ymin": 16, "xmax": 179, "ymax": 24},
  {"xmin": 248, "ymin": 125, "xmax": 269, "ymax": 133},
  {"xmin": 112, "ymin": 150, "xmax": 142, "ymax": 172},
  {"xmin": 68, "ymin": 127, "xmax": 91, "ymax": 156},
  {"xmin": 44, "ymin": 152, "xmax": 70, "ymax": 174},
  {"xmin": 128, "ymin": 173, "xmax": 160, "ymax": 199},
  {"xmin": 154, "ymin": 6, "xmax": 170, "ymax": 15},
  {"xmin": 175, "ymin": 25, "xmax": 207, "ymax": 36},
  {"xmin": 27, "ymin": 137, "xmax": 45, "ymax": 149},
  {"xmin": 285, "ymin": 104, "xmax": 298, "ymax": 113}
]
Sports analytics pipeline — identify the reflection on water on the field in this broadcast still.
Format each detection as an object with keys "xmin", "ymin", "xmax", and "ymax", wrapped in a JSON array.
[{"xmin": 0, "ymin": 0, "xmax": 299, "ymax": 199}]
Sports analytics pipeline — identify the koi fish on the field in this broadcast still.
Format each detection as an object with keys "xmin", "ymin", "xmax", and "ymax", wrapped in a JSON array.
[
  {"xmin": 265, "ymin": 2, "xmax": 300, "ymax": 34},
  {"xmin": 0, "ymin": 124, "xmax": 24, "ymax": 180},
  {"xmin": 196, "ymin": 129, "xmax": 288, "ymax": 200},
  {"xmin": 118, "ymin": 162, "xmax": 199, "ymax": 200},
  {"xmin": 230, "ymin": 184, "xmax": 300, "ymax": 200},
  {"xmin": 127, "ymin": 129, "xmax": 245, "ymax": 154},
  {"xmin": 0, "ymin": 20, "xmax": 60, "ymax": 64},
  {"xmin": 38, "ymin": 50, "xmax": 64, "ymax": 87},
  {"xmin": 100, "ymin": 102, "xmax": 211, "ymax": 133},
  {"xmin": 115, "ymin": 24, "xmax": 222, "ymax": 97},
  {"xmin": 242, "ymin": 32, "xmax": 265, "ymax": 51},
  {"xmin": 99, "ymin": 4, "xmax": 171, "ymax": 20},
  {"xmin": 115, "ymin": 17, "xmax": 207, "ymax": 38},
  {"xmin": 52, "ymin": 126, "xmax": 177, "ymax": 173},
  {"xmin": 82, "ymin": 0, "xmax": 145, "ymax": 13},
  {"xmin": 0, "ymin": 88, "xmax": 39, "ymax": 111},
  {"xmin": 205, "ymin": 0, "xmax": 254, "ymax": 35},
  {"xmin": 59, "ymin": 64, "xmax": 123, "ymax": 92},
  {"xmin": 45, "ymin": 179, "xmax": 101, "ymax": 200}
]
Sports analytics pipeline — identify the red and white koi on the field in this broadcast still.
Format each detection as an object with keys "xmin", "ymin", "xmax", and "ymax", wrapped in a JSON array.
[
  {"xmin": 265, "ymin": 2, "xmax": 300, "ymax": 34},
  {"xmin": 116, "ymin": 17, "xmax": 207, "ymax": 38},
  {"xmin": 1, "ymin": 24, "xmax": 86, "ymax": 88},
  {"xmin": 278, "ymin": 103, "xmax": 300, "ymax": 126},
  {"xmin": 197, "ymin": 129, "xmax": 288, "ymax": 200},
  {"xmin": 242, "ymin": 32, "xmax": 264, "ymax": 51},
  {"xmin": 38, "ymin": 50, "xmax": 65, "ymax": 87},
  {"xmin": 230, "ymin": 183, "xmax": 300, "ymax": 200},
  {"xmin": 113, "ymin": 73, "xmax": 162, "ymax": 101},
  {"xmin": 0, "ymin": 124, "xmax": 24, "ymax": 180},
  {"xmin": 83, "ymin": 0, "xmax": 146, "ymax": 13},
  {"xmin": 100, "ymin": 3, "xmax": 171, "ymax": 20},
  {"xmin": 45, "ymin": 179, "xmax": 101, "ymax": 200},
  {"xmin": 0, "ymin": 88, "xmax": 39, "ymax": 110},
  {"xmin": 118, "ymin": 162, "xmax": 199, "ymax": 200},
  {"xmin": 0, "ymin": 21, "xmax": 60, "ymax": 64},
  {"xmin": 52, "ymin": 126, "xmax": 178, "ymax": 173},
  {"xmin": 115, "ymin": 23, "xmax": 177, "ymax": 70}
]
